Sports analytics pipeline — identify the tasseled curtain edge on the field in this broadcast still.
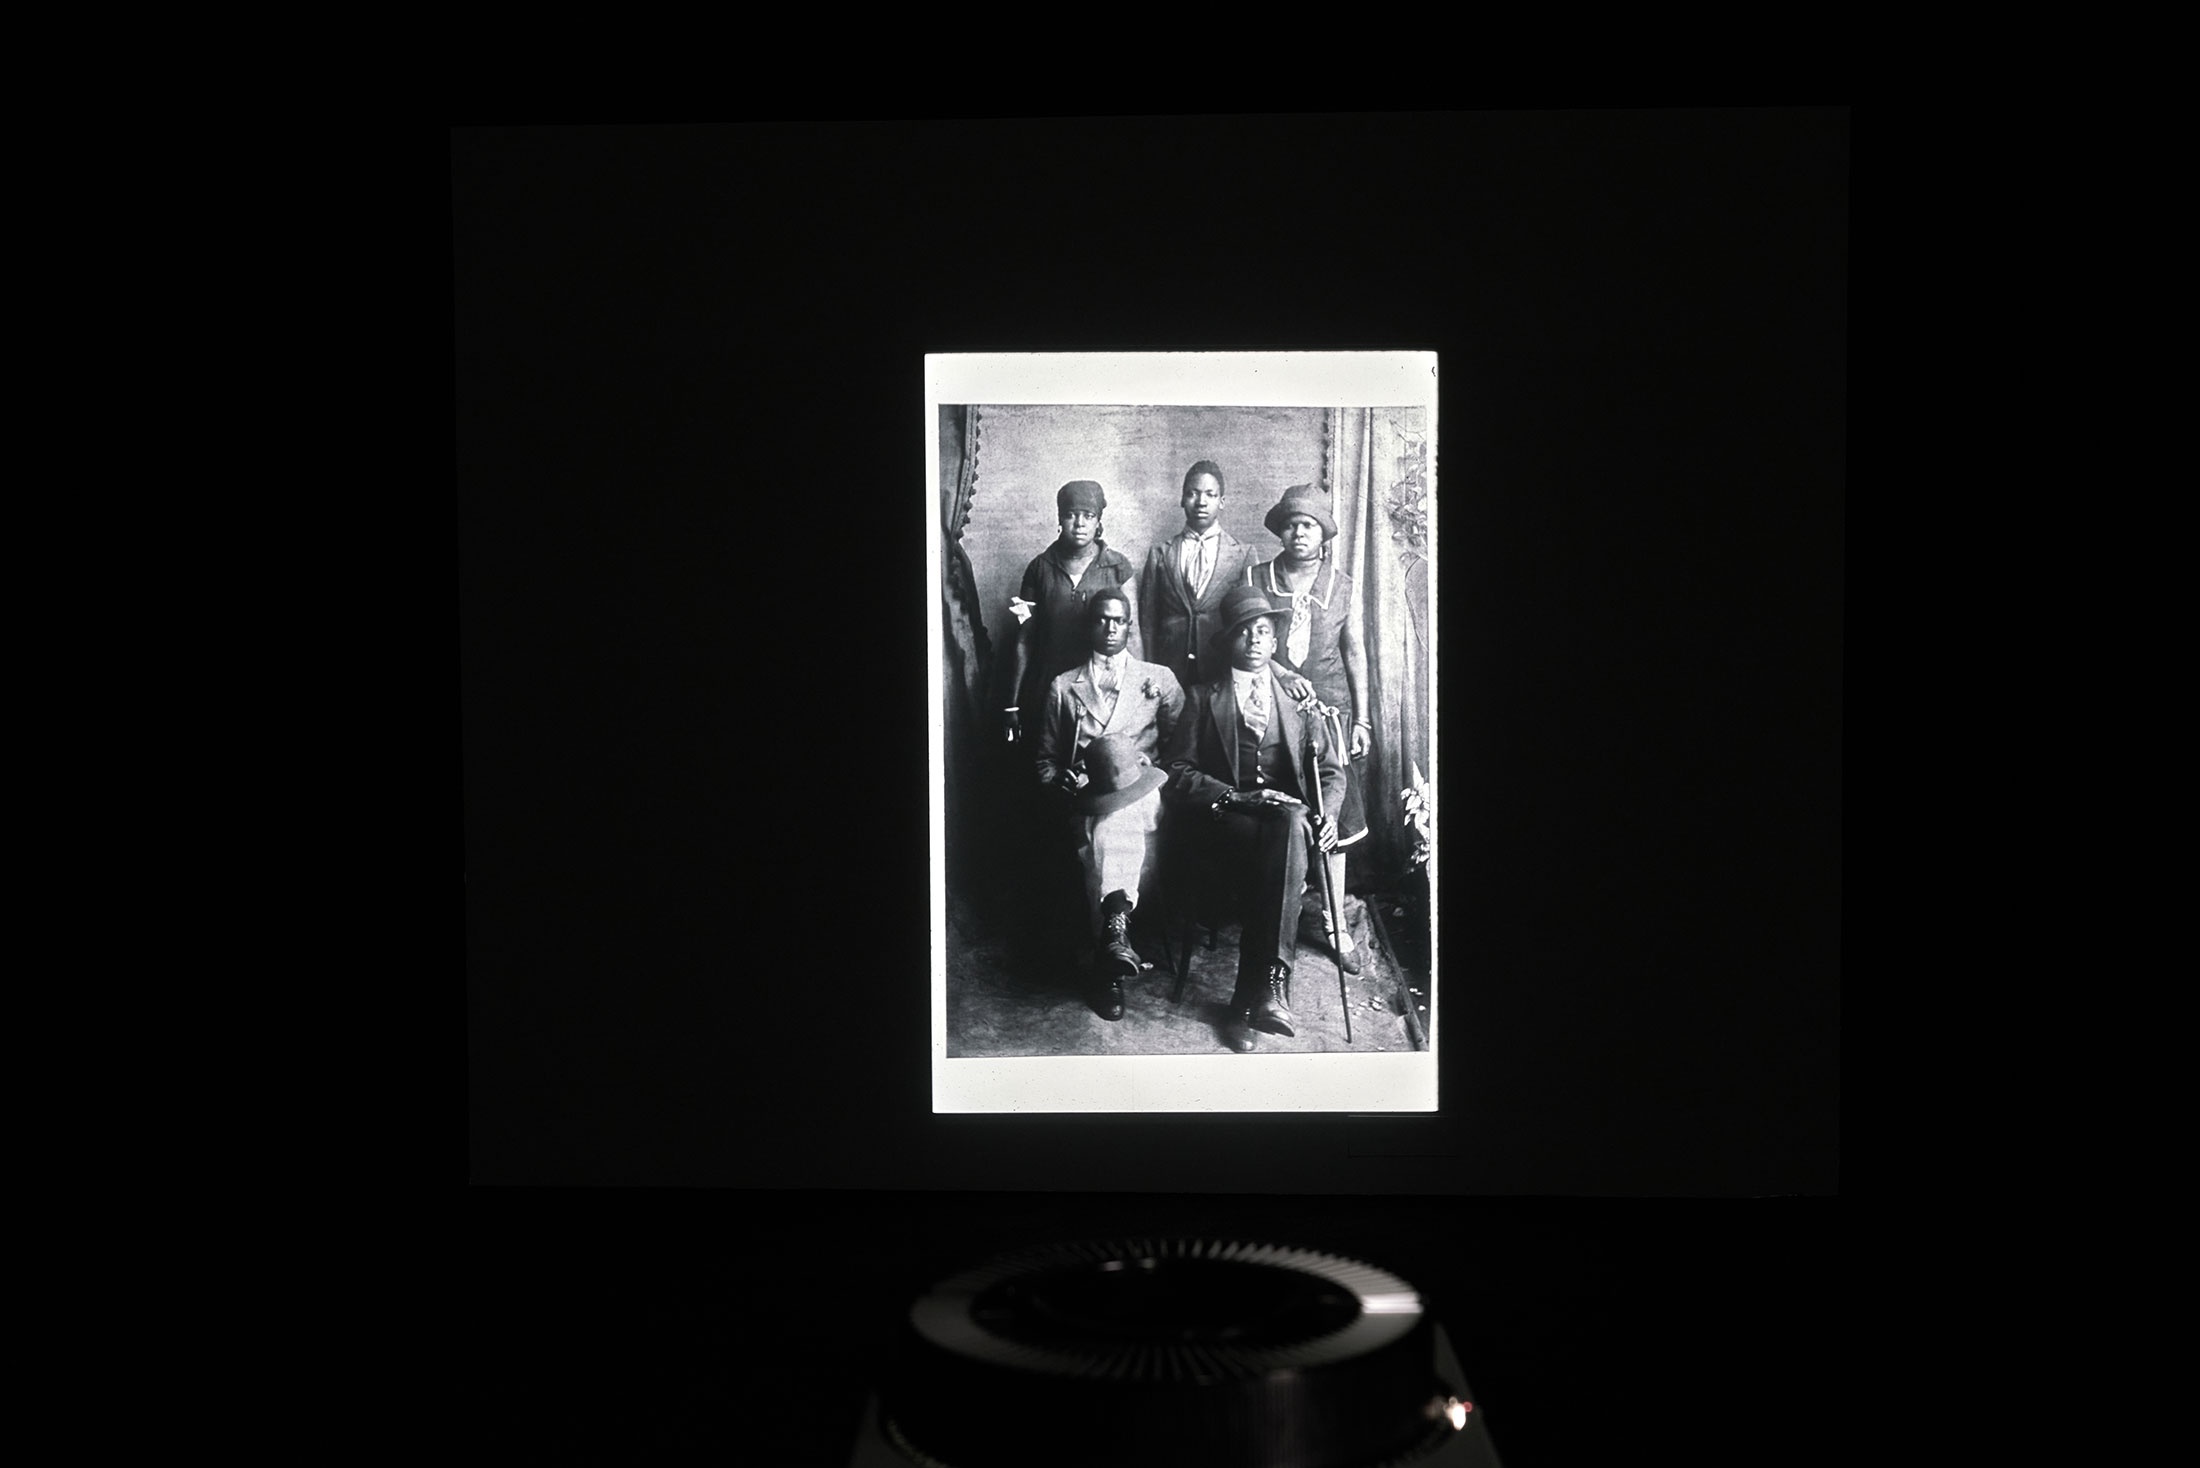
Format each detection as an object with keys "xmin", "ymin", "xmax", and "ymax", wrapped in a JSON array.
[{"xmin": 941, "ymin": 405, "xmax": 993, "ymax": 732}]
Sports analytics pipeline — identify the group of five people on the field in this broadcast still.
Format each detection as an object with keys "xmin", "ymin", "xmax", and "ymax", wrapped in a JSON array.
[{"xmin": 1001, "ymin": 461, "xmax": 1374, "ymax": 1054}]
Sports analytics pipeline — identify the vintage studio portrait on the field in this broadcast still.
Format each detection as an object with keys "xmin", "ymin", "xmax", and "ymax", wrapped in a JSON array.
[{"xmin": 933, "ymin": 383, "xmax": 1437, "ymax": 1084}]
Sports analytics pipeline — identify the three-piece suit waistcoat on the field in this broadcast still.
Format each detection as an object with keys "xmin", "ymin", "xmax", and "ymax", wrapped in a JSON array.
[{"xmin": 1234, "ymin": 708, "xmax": 1294, "ymax": 792}]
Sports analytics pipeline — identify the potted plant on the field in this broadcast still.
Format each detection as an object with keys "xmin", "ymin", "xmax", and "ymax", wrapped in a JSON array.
[{"xmin": 1376, "ymin": 763, "xmax": 1434, "ymax": 982}]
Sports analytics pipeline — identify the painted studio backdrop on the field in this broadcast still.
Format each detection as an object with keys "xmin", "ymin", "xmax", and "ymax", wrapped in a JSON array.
[{"xmin": 938, "ymin": 402, "xmax": 1435, "ymax": 1061}]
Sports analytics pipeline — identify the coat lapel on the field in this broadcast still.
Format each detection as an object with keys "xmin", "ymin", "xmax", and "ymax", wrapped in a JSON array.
[
  {"xmin": 1161, "ymin": 537, "xmax": 1188, "ymax": 610},
  {"xmin": 1168, "ymin": 530, "xmax": 1243, "ymax": 612},
  {"xmin": 1072, "ymin": 661, "xmax": 1155, "ymax": 739},
  {"xmin": 1194, "ymin": 532, "xmax": 1242, "ymax": 611},
  {"xmin": 1209, "ymin": 674, "xmax": 1241, "ymax": 788},
  {"xmin": 1272, "ymin": 669, "xmax": 1304, "ymax": 790},
  {"xmin": 1065, "ymin": 666, "xmax": 1102, "ymax": 728},
  {"xmin": 1100, "ymin": 664, "xmax": 1141, "ymax": 737}
]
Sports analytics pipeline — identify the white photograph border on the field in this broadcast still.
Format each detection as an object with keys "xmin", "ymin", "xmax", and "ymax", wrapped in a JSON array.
[{"xmin": 927, "ymin": 352, "xmax": 1440, "ymax": 1114}]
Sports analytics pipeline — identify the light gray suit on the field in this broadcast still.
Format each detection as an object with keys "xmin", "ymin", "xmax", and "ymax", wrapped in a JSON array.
[{"xmin": 1032, "ymin": 656, "xmax": 1187, "ymax": 938}]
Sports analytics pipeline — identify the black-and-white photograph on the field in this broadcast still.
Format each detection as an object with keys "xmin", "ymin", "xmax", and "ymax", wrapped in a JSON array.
[{"xmin": 928, "ymin": 355, "xmax": 1440, "ymax": 1112}]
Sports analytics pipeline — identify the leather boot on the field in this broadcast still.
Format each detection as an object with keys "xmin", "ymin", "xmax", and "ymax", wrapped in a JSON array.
[
  {"xmin": 1101, "ymin": 895, "xmax": 1140, "ymax": 979},
  {"xmin": 1091, "ymin": 958, "xmax": 1125, "ymax": 1021},
  {"xmin": 1091, "ymin": 893, "xmax": 1132, "ymax": 1021},
  {"xmin": 1253, "ymin": 962, "xmax": 1296, "ymax": 1037},
  {"xmin": 1224, "ymin": 1002, "xmax": 1258, "ymax": 1053}
]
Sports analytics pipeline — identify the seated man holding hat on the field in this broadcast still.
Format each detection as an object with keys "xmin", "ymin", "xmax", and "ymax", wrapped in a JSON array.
[
  {"xmin": 1033, "ymin": 590, "xmax": 1187, "ymax": 1020},
  {"xmin": 1160, "ymin": 584, "xmax": 1348, "ymax": 1053}
]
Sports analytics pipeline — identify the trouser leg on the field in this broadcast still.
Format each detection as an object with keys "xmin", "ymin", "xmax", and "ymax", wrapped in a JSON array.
[
  {"xmin": 1075, "ymin": 832, "xmax": 1105, "ymax": 939},
  {"xmin": 1210, "ymin": 805, "xmax": 1310, "ymax": 1005},
  {"xmin": 1077, "ymin": 794, "xmax": 1160, "ymax": 937},
  {"xmin": 1090, "ymin": 798, "xmax": 1159, "ymax": 916}
]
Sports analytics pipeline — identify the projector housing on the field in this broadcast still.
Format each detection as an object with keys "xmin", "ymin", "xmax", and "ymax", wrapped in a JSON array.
[{"xmin": 852, "ymin": 1239, "xmax": 1500, "ymax": 1468}]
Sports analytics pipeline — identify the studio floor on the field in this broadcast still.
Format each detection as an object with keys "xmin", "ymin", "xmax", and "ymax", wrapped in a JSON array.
[{"xmin": 944, "ymin": 884, "xmax": 1428, "ymax": 1058}]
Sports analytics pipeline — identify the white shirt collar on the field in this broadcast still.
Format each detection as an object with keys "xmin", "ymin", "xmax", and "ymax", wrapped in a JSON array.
[{"xmin": 1089, "ymin": 650, "xmax": 1127, "ymax": 680}]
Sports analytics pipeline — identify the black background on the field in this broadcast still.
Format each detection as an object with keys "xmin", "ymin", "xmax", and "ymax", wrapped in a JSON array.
[{"xmin": 460, "ymin": 111, "xmax": 1845, "ymax": 1463}]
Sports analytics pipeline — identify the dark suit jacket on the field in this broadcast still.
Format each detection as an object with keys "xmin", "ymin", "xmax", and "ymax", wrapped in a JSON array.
[
  {"xmin": 1138, "ymin": 530, "xmax": 1257, "ymax": 688},
  {"xmin": 1163, "ymin": 666, "xmax": 1347, "ymax": 816},
  {"xmin": 1033, "ymin": 656, "xmax": 1186, "ymax": 791}
]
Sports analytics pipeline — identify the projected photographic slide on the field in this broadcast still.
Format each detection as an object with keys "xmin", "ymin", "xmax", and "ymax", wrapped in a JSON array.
[{"xmin": 929, "ymin": 354, "xmax": 1440, "ymax": 1113}]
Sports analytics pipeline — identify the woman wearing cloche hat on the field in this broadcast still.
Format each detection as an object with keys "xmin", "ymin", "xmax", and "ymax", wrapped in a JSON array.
[{"xmin": 1245, "ymin": 484, "xmax": 1370, "ymax": 970}]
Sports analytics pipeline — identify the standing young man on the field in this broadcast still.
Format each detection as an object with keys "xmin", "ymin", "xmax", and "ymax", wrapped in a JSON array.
[{"xmin": 1138, "ymin": 460, "xmax": 1255, "ymax": 692}]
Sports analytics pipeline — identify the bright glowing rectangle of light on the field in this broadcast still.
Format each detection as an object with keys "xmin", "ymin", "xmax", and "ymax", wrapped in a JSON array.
[{"xmin": 927, "ymin": 352, "xmax": 1441, "ymax": 1115}]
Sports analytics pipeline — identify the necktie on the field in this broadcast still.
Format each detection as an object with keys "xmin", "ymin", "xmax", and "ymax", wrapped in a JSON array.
[
  {"xmin": 1189, "ymin": 535, "xmax": 1210, "ymax": 596},
  {"xmin": 1244, "ymin": 675, "xmax": 1266, "ymax": 738},
  {"xmin": 1286, "ymin": 594, "xmax": 1312, "ymax": 666}
]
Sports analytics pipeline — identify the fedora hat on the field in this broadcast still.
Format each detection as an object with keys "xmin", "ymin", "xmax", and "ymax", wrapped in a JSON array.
[
  {"xmin": 1262, "ymin": 484, "xmax": 1337, "ymax": 541},
  {"xmin": 1216, "ymin": 582, "xmax": 1285, "ymax": 638},
  {"xmin": 1073, "ymin": 732, "xmax": 1169, "ymax": 817},
  {"xmin": 1205, "ymin": 582, "xmax": 1286, "ymax": 666}
]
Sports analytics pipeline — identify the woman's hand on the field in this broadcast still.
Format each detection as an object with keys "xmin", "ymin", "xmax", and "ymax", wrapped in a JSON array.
[
  {"xmin": 1280, "ymin": 673, "xmax": 1316, "ymax": 707},
  {"xmin": 1349, "ymin": 720, "xmax": 1371, "ymax": 760}
]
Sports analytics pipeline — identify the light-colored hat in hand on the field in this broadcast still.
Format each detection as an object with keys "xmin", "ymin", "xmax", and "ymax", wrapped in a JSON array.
[{"xmin": 1073, "ymin": 732, "xmax": 1169, "ymax": 817}]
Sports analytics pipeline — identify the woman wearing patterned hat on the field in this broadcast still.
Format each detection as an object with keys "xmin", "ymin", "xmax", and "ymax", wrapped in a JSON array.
[
  {"xmin": 1000, "ymin": 480, "xmax": 1143, "ymax": 744},
  {"xmin": 1246, "ymin": 485, "xmax": 1369, "ymax": 970}
]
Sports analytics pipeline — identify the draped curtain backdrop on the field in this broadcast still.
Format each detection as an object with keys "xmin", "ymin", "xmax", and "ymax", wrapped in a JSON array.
[
  {"xmin": 1331, "ymin": 405, "xmax": 1433, "ymax": 884},
  {"xmin": 939, "ymin": 406, "xmax": 993, "ymax": 889},
  {"xmin": 938, "ymin": 403, "xmax": 1431, "ymax": 888}
]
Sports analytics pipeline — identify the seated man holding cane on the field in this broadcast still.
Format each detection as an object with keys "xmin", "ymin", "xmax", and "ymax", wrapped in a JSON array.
[
  {"xmin": 1160, "ymin": 584, "xmax": 1347, "ymax": 1053},
  {"xmin": 1033, "ymin": 591, "xmax": 1186, "ymax": 1021}
]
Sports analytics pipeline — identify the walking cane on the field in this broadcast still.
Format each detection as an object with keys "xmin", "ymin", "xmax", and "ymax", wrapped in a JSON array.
[{"xmin": 1303, "ymin": 705, "xmax": 1352, "ymax": 1044}]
